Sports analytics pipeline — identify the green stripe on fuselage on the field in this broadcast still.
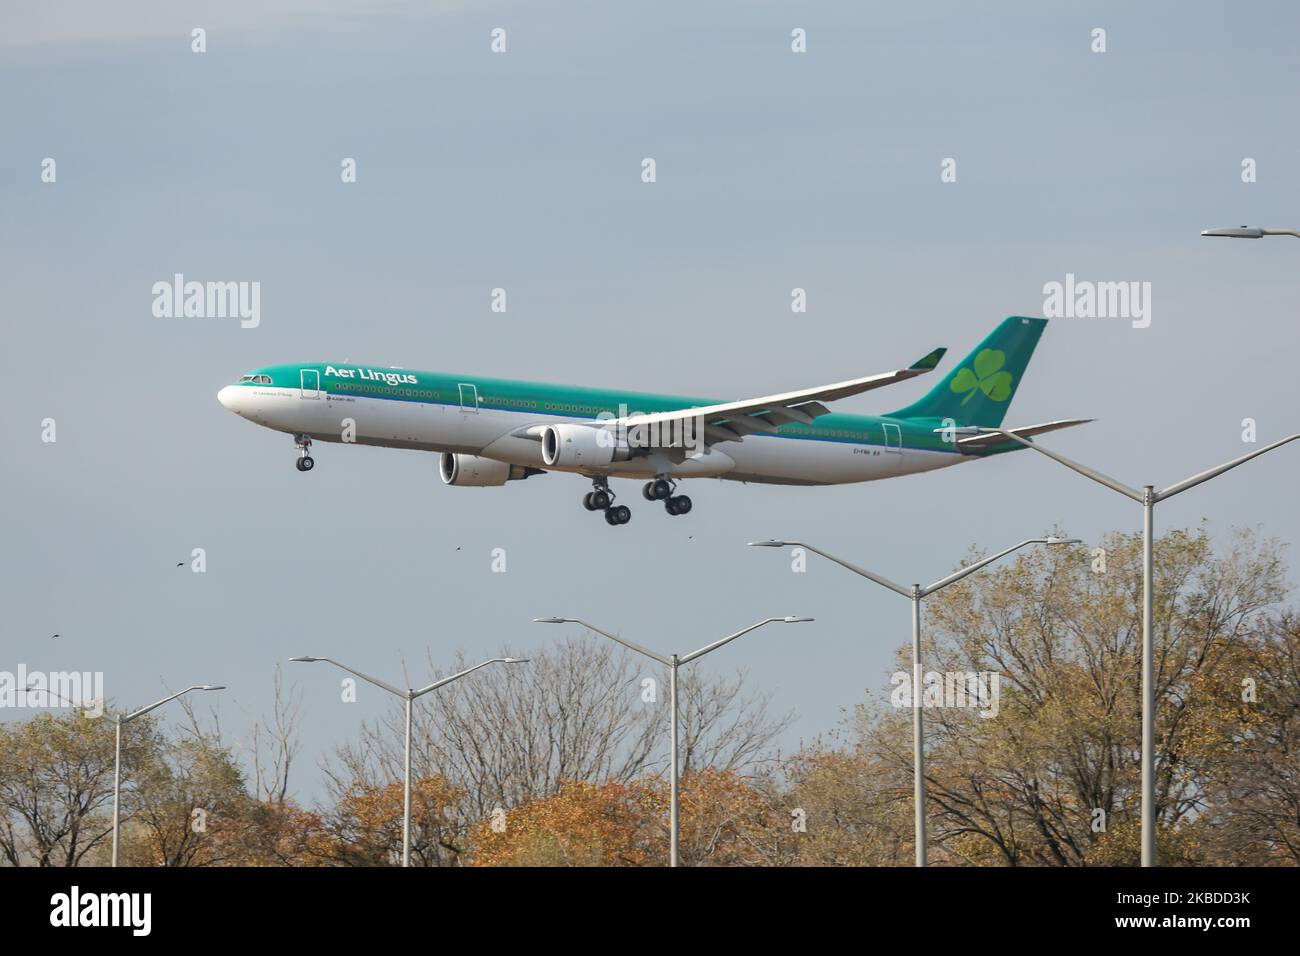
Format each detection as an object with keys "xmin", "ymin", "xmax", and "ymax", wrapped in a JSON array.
[{"xmin": 230, "ymin": 363, "xmax": 1001, "ymax": 456}]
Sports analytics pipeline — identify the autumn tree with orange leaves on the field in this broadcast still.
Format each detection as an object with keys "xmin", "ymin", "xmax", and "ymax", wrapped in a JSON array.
[{"xmin": 467, "ymin": 769, "xmax": 790, "ymax": 867}]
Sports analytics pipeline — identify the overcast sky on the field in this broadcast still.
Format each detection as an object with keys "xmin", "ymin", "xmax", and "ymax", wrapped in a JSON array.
[{"xmin": 3, "ymin": 0, "xmax": 1299, "ymax": 803}]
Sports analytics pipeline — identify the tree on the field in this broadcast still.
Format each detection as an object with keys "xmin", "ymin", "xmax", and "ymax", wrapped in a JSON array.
[
  {"xmin": 117, "ymin": 731, "xmax": 247, "ymax": 867},
  {"xmin": 1195, "ymin": 611, "xmax": 1300, "ymax": 864},
  {"xmin": 311, "ymin": 774, "xmax": 466, "ymax": 867},
  {"xmin": 777, "ymin": 741, "xmax": 916, "ymax": 866},
  {"xmin": 467, "ymin": 779, "xmax": 659, "ymax": 867},
  {"xmin": 326, "ymin": 638, "xmax": 791, "ymax": 823},
  {"xmin": 0, "ymin": 711, "xmax": 150, "ymax": 866},
  {"xmin": 466, "ymin": 770, "xmax": 781, "ymax": 867},
  {"xmin": 842, "ymin": 526, "xmax": 1287, "ymax": 865}
]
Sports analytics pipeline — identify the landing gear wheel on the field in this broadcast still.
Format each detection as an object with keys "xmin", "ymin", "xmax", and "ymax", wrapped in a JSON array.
[
  {"xmin": 587, "ymin": 477, "xmax": 617, "ymax": 516},
  {"xmin": 665, "ymin": 494, "xmax": 691, "ymax": 515},
  {"xmin": 650, "ymin": 478, "xmax": 673, "ymax": 500},
  {"xmin": 607, "ymin": 505, "xmax": 631, "ymax": 525},
  {"xmin": 642, "ymin": 482, "xmax": 656, "ymax": 501},
  {"xmin": 294, "ymin": 434, "xmax": 314, "ymax": 471}
]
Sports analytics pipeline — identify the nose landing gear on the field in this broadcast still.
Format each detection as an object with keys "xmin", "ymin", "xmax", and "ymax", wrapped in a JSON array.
[{"xmin": 294, "ymin": 434, "xmax": 315, "ymax": 472}]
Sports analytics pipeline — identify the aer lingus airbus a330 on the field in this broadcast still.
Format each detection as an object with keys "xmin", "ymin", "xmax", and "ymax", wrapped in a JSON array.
[{"xmin": 217, "ymin": 316, "xmax": 1089, "ymax": 525}]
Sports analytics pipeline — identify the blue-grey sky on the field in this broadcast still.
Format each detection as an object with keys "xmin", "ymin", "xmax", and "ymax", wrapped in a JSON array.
[{"xmin": 3, "ymin": 1, "xmax": 1299, "ymax": 803}]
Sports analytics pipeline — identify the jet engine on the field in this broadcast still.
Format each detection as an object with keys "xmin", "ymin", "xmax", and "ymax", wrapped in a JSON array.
[
  {"xmin": 541, "ymin": 423, "xmax": 633, "ymax": 469},
  {"xmin": 440, "ymin": 453, "xmax": 539, "ymax": 487}
]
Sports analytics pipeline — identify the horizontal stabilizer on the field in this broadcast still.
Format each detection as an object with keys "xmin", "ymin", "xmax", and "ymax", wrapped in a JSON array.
[{"xmin": 950, "ymin": 418, "xmax": 1094, "ymax": 452}]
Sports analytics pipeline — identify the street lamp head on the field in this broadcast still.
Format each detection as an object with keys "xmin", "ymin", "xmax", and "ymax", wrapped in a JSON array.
[
  {"xmin": 532, "ymin": 617, "xmax": 569, "ymax": 624},
  {"xmin": 199, "ymin": 685, "xmax": 226, "ymax": 691},
  {"xmin": 1201, "ymin": 226, "xmax": 1264, "ymax": 239},
  {"xmin": 1043, "ymin": 537, "xmax": 1082, "ymax": 546},
  {"xmin": 782, "ymin": 616, "xmax": 815, "ymax": 623},
  {"xmin": 747, "ymin": 539, "xmax": 789, "ymax": 548},
  {"xmin": 499, "ymin": 657, "xmax": 530, "ymax": 664},
  {"xmin": 289, "ymin": 656, "xmax": 320, "ymax": 663}
]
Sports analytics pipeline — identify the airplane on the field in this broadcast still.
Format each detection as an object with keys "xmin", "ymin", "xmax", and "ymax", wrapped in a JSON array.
[{"xmin": 217, "ymin": 316, "xmax": 1089, "ymax": 526}]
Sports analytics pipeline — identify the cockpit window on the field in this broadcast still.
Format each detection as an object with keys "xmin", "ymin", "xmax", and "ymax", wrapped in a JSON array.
[
  {"xmin": 239, "ymin": 374, "xmax": 273, "ymax": 384},
  {"xmin": 239, "ymin": 374, "xmax": 254, "ymax": 382}
]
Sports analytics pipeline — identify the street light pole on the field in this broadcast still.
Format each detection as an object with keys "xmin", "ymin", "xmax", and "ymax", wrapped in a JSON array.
[
  {"xmin": 291, "ymin": 654, "xmax": 527, "ymax": 867},
  {"xmin": 534, "ymin": 615, "xmax": 812, "ymax": 867},
  {"xmin": 910, "ymin": 584, "xmax": 925, "ymax": 863},
  {"xmin": 113, "ymin": 717, "xmax": 121, "ymax": 866},
  {"xmin": 974, "ymin": 426, "xmax": 1300, "ymax": 865},
  {"xmin": 750, "ymin": 536, "xmax": 1077, "ymax": 866},
  {"xmin": 1142, "ymin": 484, "xmax": 1155, "ymax": 857},
  {"xmin": 111, "ymin": 684, "xmax": 226, "ymax": 867},
  {"xmin": 668, "ymin": 654, "xmax": 679, "ymax": 865},
  {"xmin": 403, "ymin": 691, "xmax": 413, "ymax": 867}
]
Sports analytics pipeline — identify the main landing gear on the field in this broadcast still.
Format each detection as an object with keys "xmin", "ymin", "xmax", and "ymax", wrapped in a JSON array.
[
  {"xmin": 581, "ymin": 476, "xmax": 692, "ymax": 526},
  {"xmin": 294, "ymin": 434, "xmax": 315, "ymax": 472},
  {"xmin": 582, "ymin": 477, "xmax": 630, "ymax": 525},
  {"xmin": 642, "ymin": 476, "xmax": 691, "ymax": 516}
]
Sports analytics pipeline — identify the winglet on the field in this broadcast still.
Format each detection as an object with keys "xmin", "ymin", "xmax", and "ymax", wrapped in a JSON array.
[{"xmin": 908, "ymin": 347, "xmax": 946, "ymax": 372}]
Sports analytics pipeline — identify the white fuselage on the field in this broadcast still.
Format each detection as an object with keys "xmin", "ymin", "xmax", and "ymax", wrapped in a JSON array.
[{"xmin": 217, "ymin": 383, "xmax": 966, "ymax": 486}]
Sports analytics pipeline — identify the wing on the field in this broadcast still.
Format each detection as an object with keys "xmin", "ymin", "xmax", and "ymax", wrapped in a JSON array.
[{"xmin": 613, "ymin": 347, "xmax": 947, "ymax": 446}]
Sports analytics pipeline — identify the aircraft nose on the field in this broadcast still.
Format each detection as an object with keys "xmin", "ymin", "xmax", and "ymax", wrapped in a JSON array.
[{"xmin": 217, "ymin": 386, "xmax": 239, "ymax": 412}]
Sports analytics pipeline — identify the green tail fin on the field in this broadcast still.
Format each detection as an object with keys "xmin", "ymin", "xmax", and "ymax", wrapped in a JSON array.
[{"xmin": 886, "ymin": 316, "xmax": 1047, "ymax": 427}]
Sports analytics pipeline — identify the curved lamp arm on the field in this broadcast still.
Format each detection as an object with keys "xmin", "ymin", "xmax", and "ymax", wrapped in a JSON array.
[
  {"xmin": 921, "ymin": 538, "xmax": 1081, "ymax": 595},
  {"xmin": 290, "ymin": 656, "xmax": 403, "ymax": 698},
  {"xmin": 679, "ymin": 616, "xmax": 813, "ymax": 665},
  {"xmin": 1157, "ymin": 433, "xmax": 1300, "ymax": 501},
  {"xmin": 977, "ymin": 428, "xmax": 1141, "ymax": 501},
  {"xmin": 748, "ymin": 540, "xmax": 910, "ymax": 598},
  {"xmin": 534, "ymin": 618, "xmax": 671, "ymax": 666},
  {"xmin": 124, "ymin": 684, "xmax": 225, "ymax": 722},
  {"xmin": 415, "ymin": 657, "xmax": 527, "ymax": 698}
]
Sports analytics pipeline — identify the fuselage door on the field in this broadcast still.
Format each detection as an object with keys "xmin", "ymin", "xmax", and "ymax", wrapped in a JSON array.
[
  {"xmin": 458, "ymin": 383, "xmax": 479, "ymax": 413},
  {"xmin": 882, "ymin": 422, "xmax": 902, "ymax": 454},
  {"xmin": 300, "ymin": 369, "xmax": 320, "ymax": 399}
]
